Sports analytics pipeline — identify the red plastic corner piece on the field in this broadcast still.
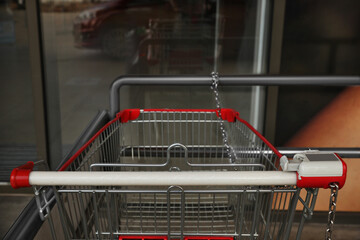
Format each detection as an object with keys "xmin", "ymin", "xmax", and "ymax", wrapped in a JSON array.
[
  {"xmin": 117, "ymin": 109, "xmax": 141, "ymax": 123},
  {"xmin": 10, "ymin": 161, "xmax": 34, "ymax": 189},
  {"xmin": 296, "ymin": 153, "xmax": 347, "ymax": 189},
  {"xmin": 216, "ymin": 109, "xmax": 239, "ymax": 122},
  {"xmin": 119, "ymin": 236, "xmax": 167, "ymax": 240}
]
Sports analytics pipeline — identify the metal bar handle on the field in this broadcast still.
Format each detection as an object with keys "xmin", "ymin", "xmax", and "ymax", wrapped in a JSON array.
[
  {"xmin": 28, "ymin": 171, "xmax": 297, "ymax": 186},
  {"xmin": 278, "ymin": 147, "xmax": 360, "ymax": 159},
  {"xmin": 109, "ymin": 75, "xmax": 360, "ymax": 118}
]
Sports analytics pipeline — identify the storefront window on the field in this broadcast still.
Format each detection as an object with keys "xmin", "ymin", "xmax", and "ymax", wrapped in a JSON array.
[
  {"xmin": 0, "ymin": 1, "xmax": 37, "ymax": 182},
  {"xmin": 40, "ymin": 0, "xmax": 270, "ymax": 156}
]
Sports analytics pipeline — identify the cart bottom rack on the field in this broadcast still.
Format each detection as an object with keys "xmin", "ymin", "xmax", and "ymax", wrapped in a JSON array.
[{"xmin": 10, "ymin": 109, "xmax": 346, "ymax": 240}]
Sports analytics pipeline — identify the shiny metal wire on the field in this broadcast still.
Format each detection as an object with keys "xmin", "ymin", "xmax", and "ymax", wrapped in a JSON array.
[{"xmin": 35, "ymin": 109, "xmax": 314, "ymax": 240}]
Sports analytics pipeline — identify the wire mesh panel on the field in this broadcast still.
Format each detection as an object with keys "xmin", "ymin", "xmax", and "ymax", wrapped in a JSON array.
[
  {"xmin": 107, "ymin": 109, "xmax": 280, "ymax": 172},
  {"xmin": 37, "ymin": 109, "xmax": 306, "ymax": 239},
  {"xmin": 54, "ymin": 188, "xmax": 299, "ymax": 239}
]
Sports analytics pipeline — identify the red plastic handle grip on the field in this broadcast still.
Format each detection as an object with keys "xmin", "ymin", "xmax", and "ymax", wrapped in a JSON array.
[{"xmin": 10, "ymin": 161, "xmax": 34, "ymax": 189}]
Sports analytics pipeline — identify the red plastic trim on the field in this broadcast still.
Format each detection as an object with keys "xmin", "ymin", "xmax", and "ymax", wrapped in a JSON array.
[
  {"xmin": 59, "ymin": 115, "xmax": 121, "ymax": 171},
  {"xmin": 234, "ymin": 115, "xmax": 283, "ymax": 158},
  {"xmin": 60, "ymin": 108, "xmax": 280, "ymax": 172},
  {"xmin": 59, "ymin": 108, "xmax": 238, "ymax": 171},
  {"xmin": 296, "ymin": 153, "xmax": 347, "ymax": 189},
  {"xmin": 59, "ymin": 109, "xmax": 141, "ymax": 171},
  {"xmin": 10, "ymin": 161, "xmax": 34, "ymax": 189},
  {"xmin": 60, "ymin": 109, "xmax": 143, "ymax": 170}
]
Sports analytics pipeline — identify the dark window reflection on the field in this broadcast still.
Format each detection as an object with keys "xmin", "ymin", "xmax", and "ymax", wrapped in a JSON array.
[
  {"xmin": 281, "ymin": 0, "xmax": 360, "ymax": 75},
  {"xmin": 40, "ymin": 0, "xmax": 261, "ymax": 150},
  {"xmin": 71, "ymin": 0, "xmax": 253, "ymax": 74},
  {"xmin": 276, "ymin": 0, "xmax": 360, "ymax": 146},
  {"xmin": 0, "ymin": 1, "xmax": 37, "ymax": 181}
]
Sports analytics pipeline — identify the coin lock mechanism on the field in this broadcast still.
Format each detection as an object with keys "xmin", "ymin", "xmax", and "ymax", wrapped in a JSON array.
[{"xmin": 280, "ymin": 151, "xmax": 347, "ymax": 189}]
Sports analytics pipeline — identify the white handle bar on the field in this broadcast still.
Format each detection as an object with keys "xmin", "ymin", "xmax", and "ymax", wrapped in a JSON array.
[{"xmin": 29, "ymin": 171, "xmax": 297, "ymax": 186}]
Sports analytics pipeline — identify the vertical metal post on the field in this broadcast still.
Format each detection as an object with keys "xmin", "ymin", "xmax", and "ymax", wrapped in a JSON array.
[
  {"xmin": 39, "ymin": 7, "xmax": 63, "ymax": 169},
  {"xmin": 213, "ymin": 0, "xmax": 220, "ymax": 72},
  {"xmin": 250, "ymin": 0, "xmax": 271, "ymax": 132},
  {"xmin": 25, "ymin": 0, "xmax": 48, "ymax": 167},
  {"xmin": 283, "ymin": 189, "xmax": 301, "ymax": 239},
  {"xmin": 26, "ymin": 0, "xmax": 63, "ymax": 169},
  {"xmin": 296, "ymin": 188, "xmax": 318, "ymax": 240},
  {"xmin": 295, "ymin": 190, "xmax": 312, "ymax": 240},
  {"xmin": 264, "ymin": 0, "xmax": 286, "ymax": 143}
]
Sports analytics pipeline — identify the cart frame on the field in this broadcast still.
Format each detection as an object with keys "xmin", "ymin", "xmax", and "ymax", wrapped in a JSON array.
[
  {"xmin": 5, "ymin": 75, "xmax": 359, "ymax": 240},
  {"xmin": 28, "ymin": 107, "xmax": 312, "ymax": 240}
]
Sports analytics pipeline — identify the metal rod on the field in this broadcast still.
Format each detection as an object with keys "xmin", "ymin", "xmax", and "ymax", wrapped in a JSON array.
[
  {"xmin": 29, "ymin": 171, "xmax": 297, "ymax": 187},
  {"xmin": 116, "ymin": 146, "xmax": 360, "ymax": 159},
  {"xmin": 277, "ymin": 147, "xmax": 360, "ymax": 158},
  {"xmin": 213, "ymin": 0, "xmax": 220, "ymax": 72},
  {"xmin": 110, "ymin": 75, "xmax": 360, "ymax": 117},
  {"xmin": 26, "ymin": 0, "xmax": 49, "ymax": 170},
  {"xmin": 58, "ymin": 189, "xmax": 297, "ymax": 194}
]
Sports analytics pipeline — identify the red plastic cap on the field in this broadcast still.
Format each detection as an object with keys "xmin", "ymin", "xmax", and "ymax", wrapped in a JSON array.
[
  {"xmin": 296, "ymin": 154, "xmax": 347, "ymax": 189},
  {"xmin": 117, "ymin": 109, "xmax": 141, "ymax": 123},
  {"xmin": 216, "ymin": 109, "xmax": 239, "ymax": 122},
  {"xmin": 10, "ymin": 161, "xmax": 34, "ymax": 189}
]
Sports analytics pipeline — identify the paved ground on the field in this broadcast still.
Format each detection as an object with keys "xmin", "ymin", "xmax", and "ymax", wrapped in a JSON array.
[
  {"xmin": 289, "ymin": 223, "xmax": 360, "ymax": 240},
  {"xmin": 0, "ymin": 194, "xmax": 33, "ymax": 238}
]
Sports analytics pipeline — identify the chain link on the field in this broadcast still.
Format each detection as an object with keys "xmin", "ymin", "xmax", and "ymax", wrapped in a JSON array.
[
  {"xmin": 211, "ymin": 72, "xmax": 234, "ymax": 162},
  {"xmin": 212, "ymin": 74, "xmax": 340, "ymax": 240},
  {"xmin": 211, "ymin": 73, "xmax": 340, "ymax": 239},
  {"xmin": 325, "ymin": 183, "xmax": 339, "ymax": 240},
  {"xmin": 211, "ymin": 72, "xmax": 221, "ymax": 109}
]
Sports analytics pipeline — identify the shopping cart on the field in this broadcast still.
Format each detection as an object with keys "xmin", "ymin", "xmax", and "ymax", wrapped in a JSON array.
[{"xmin": 9, "ymin": 76, "xmax": 347, "ymax": 240}]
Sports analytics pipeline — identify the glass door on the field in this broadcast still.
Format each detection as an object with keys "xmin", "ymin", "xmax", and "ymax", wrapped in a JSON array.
[{"xmin": 38, "ymin": 0, "xmax": 271, "ymax": 166}]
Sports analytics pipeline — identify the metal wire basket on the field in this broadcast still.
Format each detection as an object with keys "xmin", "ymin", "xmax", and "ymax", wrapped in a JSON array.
[
  {"xmin": 23, "ymin": 109, "xmax": 306, "ymax": 239},
  {"xmin": 10, "ymin": 76, "xmax": 347, "ymax": 240}
]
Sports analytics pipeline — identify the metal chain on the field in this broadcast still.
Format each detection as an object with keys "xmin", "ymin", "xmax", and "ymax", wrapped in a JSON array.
[
  {"xmin": 211, "ymin": 72, "xmax": 234, "ymax": 162},
  {"xmin": 212, "ymin": 73, "xmax": 339, "ymax": 239},
  {"xmin": 211, "ymin": 72, "xmax": 221, "ymax": 109},
  {"xmin": 325, "ymin": 183, "xmax": 339, "ymax": 240}
]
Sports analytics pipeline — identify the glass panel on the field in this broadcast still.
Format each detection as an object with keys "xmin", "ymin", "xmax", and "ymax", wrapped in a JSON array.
[
  {"xmin": 0, "ymin": 2, "xmax": 37, "ymax": 182},
  {"xmin": 277, "ymin": 0, "xmax": 360, "ymax": 147},
  {"xmin": 39, "ymin": 0, "xmax": 270, "ymax": 155},
  {"xmin": 277, "ymin": 0, "xmax": 360, "ymax": 213}
]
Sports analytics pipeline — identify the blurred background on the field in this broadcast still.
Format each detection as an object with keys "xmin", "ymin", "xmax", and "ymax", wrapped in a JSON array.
[{"xmin": 0, "ymin": 0, "xmax": 359, "ymax": 239}]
